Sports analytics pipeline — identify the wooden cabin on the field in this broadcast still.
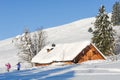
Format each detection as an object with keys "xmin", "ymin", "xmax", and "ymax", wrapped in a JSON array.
[
  {"xmin": 73, "ymin": 43, "xmax": 106, "ymax": 63},
  {"xmin": 31, "ymin": 41, "xmax": 106, "ymax": 66}
]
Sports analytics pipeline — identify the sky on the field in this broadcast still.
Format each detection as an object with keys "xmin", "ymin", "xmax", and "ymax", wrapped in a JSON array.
[{"xmin": 0, "ymin": 0, "xmax": 117, "ymax": 40}]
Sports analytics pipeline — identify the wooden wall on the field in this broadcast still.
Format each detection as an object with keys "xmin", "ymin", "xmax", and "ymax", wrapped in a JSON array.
[{"xmin": 73, "ymin": 44, "xmax": 105, "ymax": 63}]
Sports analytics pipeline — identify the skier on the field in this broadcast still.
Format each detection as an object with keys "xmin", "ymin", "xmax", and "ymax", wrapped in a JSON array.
[
  {"xmin": 5, "ymin": 63, "xmax": 11, "ymax": 72},
  {"xmin": 17, "ymin": 62, "xmax": 21, "ymax": 71}
]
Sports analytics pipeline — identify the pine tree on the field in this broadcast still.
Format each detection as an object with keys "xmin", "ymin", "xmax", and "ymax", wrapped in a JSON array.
[
  {"xmin": 111, "ymin": 1, "xmax": 120, "ymax": 26},
  {"xmin": 92, "ymin": 5, "xmax": 115, "ymax": 56}
]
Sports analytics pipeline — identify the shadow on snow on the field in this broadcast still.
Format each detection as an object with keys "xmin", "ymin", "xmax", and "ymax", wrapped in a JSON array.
[{"xmin": 0, "ymin": 65, "xmax": 75, "ymax": 80}]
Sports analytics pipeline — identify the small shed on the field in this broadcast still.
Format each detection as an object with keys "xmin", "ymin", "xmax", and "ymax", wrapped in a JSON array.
[{"xmin": 31, "ymin": 41, "xmax": 106, "ymax": 66}]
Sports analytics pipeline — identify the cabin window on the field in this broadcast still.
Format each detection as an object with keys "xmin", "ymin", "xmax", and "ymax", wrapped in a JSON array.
[
  {"xmin": 87, "ymin": 46, "xmax": 90, "ymax": 50},
  {"xmin": 93, "ymin": 51, "xmax": 97, "ymax": 54},
  {"xmin": 86, "ymin": 47, "xmax": 89, "ymax": 51}
]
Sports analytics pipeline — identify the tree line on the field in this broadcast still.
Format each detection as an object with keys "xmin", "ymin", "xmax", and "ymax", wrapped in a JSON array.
[{"xmin": 92, "ymin": 1, "xmax": 120, "ymax": 57}]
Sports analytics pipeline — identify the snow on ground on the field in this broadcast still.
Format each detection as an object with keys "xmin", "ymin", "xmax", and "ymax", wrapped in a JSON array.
[
  {"xmin": 1, "ymin": 60, "xmax": 120, "ymax": 80},
  {"xmin": 0, "ymin": 17, "xmax": 95, "ymax": 71},
  {"xmin": 1, "ymin": 16, "xmax": 120, "ymax": 80}
]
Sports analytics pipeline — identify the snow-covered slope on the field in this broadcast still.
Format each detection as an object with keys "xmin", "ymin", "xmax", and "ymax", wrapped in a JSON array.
[
  {"xmin": 1, "ymin": 16, "xmax": 120, "ymax": 80},
  {"xmin": 0, "ymin": 38, "xmax": 19, "ymax": 68},
  {"xmin": 0, "ymin": 17, "xmax": 95, "ymax": 70},
  {"xmin": 45, "ymin": 17, "xmax": 95, "ymax": 44},
  {"xmin": 1, "ymin": 60, "xmax": 120, "ymax": 80}
]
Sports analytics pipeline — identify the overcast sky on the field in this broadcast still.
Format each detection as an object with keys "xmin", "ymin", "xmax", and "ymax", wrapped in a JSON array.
[{"xmin": 0, "ymin": 0, "xmax": 117, "ymax": 40}]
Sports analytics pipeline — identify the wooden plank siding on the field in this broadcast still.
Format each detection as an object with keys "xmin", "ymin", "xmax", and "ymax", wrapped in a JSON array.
[{"xmin": 73, "ymin": 43, "xmax": 105, "ymax": 63}]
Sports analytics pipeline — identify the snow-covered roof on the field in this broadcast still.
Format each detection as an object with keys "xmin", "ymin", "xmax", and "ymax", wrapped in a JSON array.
[
  {"xmin": 32, "ymin": 41, "xmax": 91, "ymax": 64},
  {"xmin": 91, "ymin": 43, "xmax": 107, "ymax": 59}
]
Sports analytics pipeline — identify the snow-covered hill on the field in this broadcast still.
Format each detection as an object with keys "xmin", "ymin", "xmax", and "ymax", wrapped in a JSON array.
[
  {"xmin": 1, "ymin": 17, "xmax": 120, "ymax": 80},
  {"xmin": 0, "ymin": 17, "xmax": 95, "ymax": 69},
  {"xmin": 0, "ymin": 38, "xmax": 18, "ymax": 68},
  {"xmin": 45, "ymin": 17, "xmax": 95, "ymax": 44}
]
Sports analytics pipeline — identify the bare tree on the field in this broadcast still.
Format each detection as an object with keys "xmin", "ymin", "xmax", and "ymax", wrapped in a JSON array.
[
  {"xmin": 13, "ymin": 27, "xmax": 47, "ymax": 65},
  {"xmin": 32, "ymin": 27, "xmax": 48, "ymax": 56},
  {"xmin": 14, "ymin": 28, "xmax": 33, "ymax": 63}
]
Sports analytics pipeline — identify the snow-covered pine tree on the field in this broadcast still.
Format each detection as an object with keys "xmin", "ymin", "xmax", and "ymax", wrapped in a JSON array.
[
  {"xmin": 92, "ymin": 5, "xmax": 115, "ymax": 56},
  {"xmin": 111, "ymin": 1, "xmax": 120, "ymax": 26}
]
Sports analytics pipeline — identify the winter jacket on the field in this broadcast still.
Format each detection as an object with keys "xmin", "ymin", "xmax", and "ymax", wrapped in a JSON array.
[{"xmin": 5, "ymin": 63, "xmax": 11, "ymax": 69}]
